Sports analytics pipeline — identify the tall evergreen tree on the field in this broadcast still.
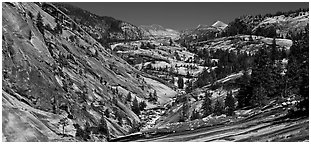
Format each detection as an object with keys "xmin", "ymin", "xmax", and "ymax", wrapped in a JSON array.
[
  {"xmin": 271, "ymin": 37, "xmax": 278, "ymax": 62},
  {"xmin": 54, "ymin": 22, "xmax": 63, "ymax": 35},
  {"xmin": 98, "ymin": 115, "xmax": 108, "ymax": 134},
  {"xmin": 36, "ymin": 12, "xmax": 44, "ymax": 34},
  {"xmin": 202, "ymin": 92, "xmax": 213, "ymax": 117},
  {"xmin": 214, "ymin": 99, "xmax": 224, "ymax": 116},
  {"xmin": 59, "ymin": 117, "xmax": 69, "ymax": 135},
  {"xmin": 126, "ymin": 92, "xmax": 132, "ymax": 102},
  {"xmin": 285, "ymin": 25, "xmax": 309, "ymax": 115},
  {"xmin": 185, "ymin": 81, "xmax": 193, "ymax": 93},
  {"xmin": 132, "ymin": 97, "xmax": 140, "ymax": 115},
  {"xmin": 225, "ymin": 91, "xmax": 235, "ymax": 116},
  {"xmin": 28, "ymin": 11, "xmax": 34, "ymax": 20},
  {"xmin": 180, "ymin": 96, "xmax": 189, "ymax": 121},
  {"xmin": 169, "ymin": 38, "xmax": 173, "ymax": 46},
  {"xmin": 190, "ymin": 110, "xmax": 200, "ymax": 120},
  {"xmin": 153, "ymin": 90, "xmax": 158, "ymax": 101},
  {"xmin": 177, "ymin": 76, "xmax": 184, "ymax": 89},
  {"xmin": 104, "ymin": 109, "xmax": 110, "ymax": 118},
  {"xmin": 250, "ymin": 48, "xmax": 273, "ymax": 106},
  {"xmin": 139, "ymin": 101, "xmax": 147, "ymax": 111},
  {"xmin": 236, "ymin": 71, "xmax": 253, "ymax": 108}
]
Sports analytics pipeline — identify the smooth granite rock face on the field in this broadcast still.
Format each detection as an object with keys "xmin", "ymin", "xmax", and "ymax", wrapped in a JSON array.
[{"xmin": 2, "ymin": 2, "xmax": 153, "ymax": 141}]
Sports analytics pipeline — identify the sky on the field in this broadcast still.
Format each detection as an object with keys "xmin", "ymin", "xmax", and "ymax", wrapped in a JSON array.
[{"xmin": 68, "ymin": 2, "xmax": 308, "ymax": 31}]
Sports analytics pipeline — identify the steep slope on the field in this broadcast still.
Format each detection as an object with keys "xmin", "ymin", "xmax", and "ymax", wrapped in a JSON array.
[
  {"xmin": 2, "ymin": 2, "xmax": 166, "ymax": 141},
  {"xmin": 52, "ymin": 2, "xmax": 143, "ymax": 44},
  {"xmin": 222, "ymin": 9, "xmax": 309, "ymax": 38},
  {"xmin": 139, "ymin": 24, "xmax": 180, "ymax": 40},
  {"xmin": 252, "ymin": 11, "xmax": 309, "ymax": 38}
]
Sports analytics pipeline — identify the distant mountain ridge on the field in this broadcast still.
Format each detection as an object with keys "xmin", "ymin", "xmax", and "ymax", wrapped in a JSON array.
[
  {"xmin": 139, "ymin": 24, "xmax": 180, "ymax": 40},
  {"xmin": 179, "ymin": 20, "xmax": 228, "ymax": 43}
]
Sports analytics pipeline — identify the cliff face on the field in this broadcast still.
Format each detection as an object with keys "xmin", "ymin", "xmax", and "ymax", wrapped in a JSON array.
[{"xmin": 2, "ymin": 2, "xmax": 155, "ymax": 141}]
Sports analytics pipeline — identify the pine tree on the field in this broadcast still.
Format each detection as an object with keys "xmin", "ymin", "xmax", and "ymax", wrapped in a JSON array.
[
  {"xmin": 251, "ymin": 84, "xmax": 268, "ymax": 107},
  {"xmin": 28, "ymin": 11, "xmax": 34, "ymax": 20},
  {"xmin": 98, "ymin": 116, "xmax": 108, "ymax": 134},
  {"xmin": 104, "ymin": 109, "xmax": 110, "ymax": 118},
  {"xmin": 285, "ymin": 25, "xmax": 309, "ymax": 116},
  {"xmin": 132, "ymin": 97, "xmax": 140, "ymax": 115},
  {"xmin": 236, "ymin": 72, "xmax": 253, "ymax": 108},
  {"xmin": 36, "ymin": 12, "xmax": 44, "ymax": 34},
  {"xmin": 271, "ymin": 37, "xmax": 278, "ymax": 61},
  {"xmin": 54, "ymin": 22, "xmax": 63, "ymax": 35},
  {"xmin": 177, "ymin": 76, "xmax": 184, "ymax": 89},
  {"xmin": 112, "ymin": 97, "xmax": 118, "ymax": 105},
  {"xmin": 29, "ymin": 30, "xmax": 32, "ymax": 40},
  {"xmin": 195, "ymin": 68, "xmax": 211, "ymax": 88},
  {"xmin": 202, "ymin": 92, "xmax": 213, "ymax": 117},
  {"xmin": 169, "ymin": 38, "xmax": 173, "ymax": 46},
  {"xmin": 190, "ymin": 110, "xmax": 200, "ymax": 120},
  {"xmin": 249, "ymin": 34, "xmax": 253, "ymax": 41},
  {"xmin": 170, "ymin": 76, "xmax": 175, "ymax": 84},
  {"xmin": 175, "ymin": 51, "xmax": 181, "ymax": 61},
  {"xmin": 139, "ymin": 101, "xmax": 147, "ymax": 111},
  {"xmin": 225, "ymin": 91, "xmax": 235, "ymax": 116},
  {"xmin": 148, "ymin": 92, "xmax": 153, "ymax": 101},
  {"xmin": 115, "ymin": 110, "xmax": 123, "ymax": 126},
  {"xmin": 186, "ymin": 71, "xmax": 191, "ymax": 78},
  {"xmin": 126, "ymin": 92, "xmax": 132, "ymax": 102},
  {"xmin": 59, "ymin": 117, "xmax": 69, "ymax": 135},
  {"xmin": 153, "ymin": 90, "xmax": 157, "ymax": 101},
  {"xmin": 250, "ymin": 48, "xmax": 274, "ymax": 106},
  {"xmin": 214, "ymin": 99, "xmax": 224, "ymax": 116},
  {"xmin": 117, "ymin": 116, "xmax": 123, "ymax": 126},
  {"xmin": 72, "ymin": 21, "xmax": 77, "ymax": 31},
  {"xmin": 181, "ymin": 96, "xmax": 189, "ymax": 121},
  {"xmin": 185, "ymin": 81, "xmax": 192, "ymax": 93}
]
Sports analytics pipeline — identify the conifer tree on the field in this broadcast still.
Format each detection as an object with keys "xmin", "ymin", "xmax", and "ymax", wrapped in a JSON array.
[
  {"xmin": 139, "ymin": 101, "xmax": 147, "ymax": 111},
  {"xmin": 285, "ymin": 25, "xmax": 309, "ymax": 115},
  {"xmin": 104, "ymin": 109, "xmax": 110, "ymax": 118},
  {"xmin": 54, "ymin": 22, "xmax": 63, "ymax": 35},
  {"xmin": 36, "ymin": 12, "xmax": 44, "ymax": 34},
  {"xmin": 132, "ymin": 97, "xmax": 140, "ymax": 115},
  {"xmin": 126, "ymin": 92, "xmax": 132, "ymax": 102},
  {"xmin": 249, "ymin": 34, "xmax": 253, "ymax": 41},
  {"xmin": 148, "ymin": 92, "xmax": 153, "ymax": 101},
  {"xmin": 117, "ymin": 116, "xmax": 123, "ymax": 126},
  {"xmin": 250, "ymin": 48, "xmax": 273, "ymax": 106},
  {"xmin": 169, "ymin": 38, "xmax": 173, "ymax": 46},
  {"xmin": 202, "ymin": 92, "xmax": 213, "ymax": 117},
  {"xmin": 29, "ymin": 30, "xmax": 32, "ymax": 40},
  {"xmin": 181, "ymin": 96, "xmax": 189, "ymax": 121},
  {"xmin": 28, "ymin": 11, "xmax": 34, "ymax": 20},
  {"xmin": 236, "ymin": 71, "xmax": 253, "ymax": 108},
  {"xmin": 177, "ymin": 76, "xmax": 184, "ymax": 89},
  {"xmin": 271, "ymin": 37, "xmax": 278, "ymax": 61},
  {"xmin": 214, "ymin": 99, "xmax": 224, "ymax": 116},
  {"xmin": 153, "ymin": 90, "xmax": 157, "ymax": 101},
  {"xmin": 98, "ymin": 115, "xmax": 108, "ymax": 134},
  {"xmin": 190, "ymin": 110, "xmax": 200, "ymax": 120},
  {"xmin": 225, "ymin": 91, "xmax": 235, "ymax": 116},
  {"xmin": 59, "ymin": 117, "xmax": 69, "ymax": 135}
]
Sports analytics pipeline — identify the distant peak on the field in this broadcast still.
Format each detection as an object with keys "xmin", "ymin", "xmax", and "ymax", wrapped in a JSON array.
[{"xmin": 212, "ymin": 20, "xmax": 228, "ymax": 29}]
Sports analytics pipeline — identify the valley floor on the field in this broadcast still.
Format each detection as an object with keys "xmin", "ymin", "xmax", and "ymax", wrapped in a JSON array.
[{"xmin": 114, "ymin": 104, "xmax": 309, "ymax": 142}]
